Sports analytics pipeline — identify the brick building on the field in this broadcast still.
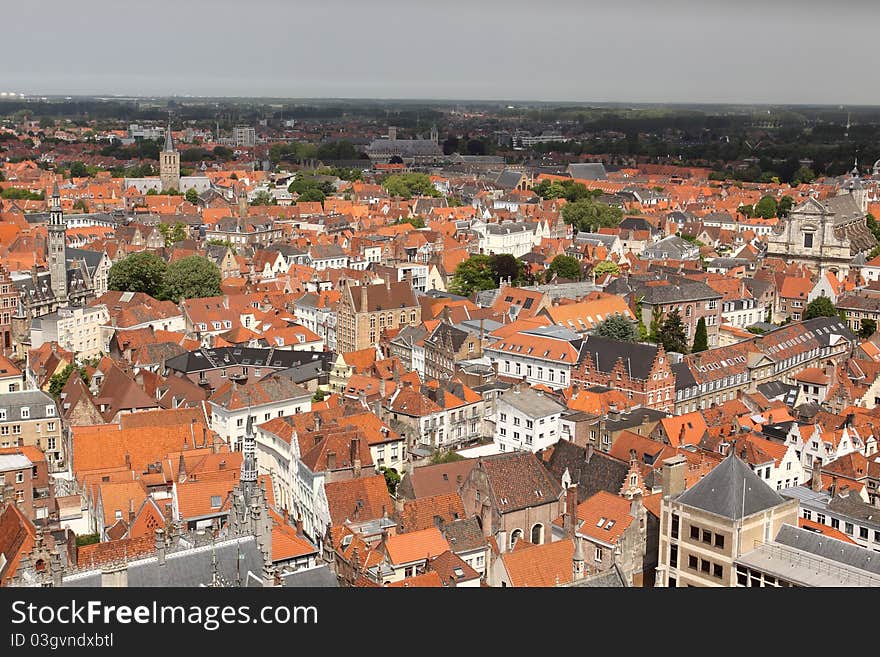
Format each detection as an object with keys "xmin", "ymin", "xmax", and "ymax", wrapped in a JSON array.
[
  {"xmin": 335, "ymin": 280, "xmax": 421, "ymax": 354},
  {"xmin": 572, "ymin": 336, "xmax": 675, "ymax": 413}
]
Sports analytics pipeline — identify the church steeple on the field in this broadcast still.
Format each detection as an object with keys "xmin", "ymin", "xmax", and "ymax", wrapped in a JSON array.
[
  {"xmin": 164, "ymin": 114, "xmax": 175, "ymax": 153},
  {"xmin": 47, "ymin": 180, "xmax": 68, "ymax": 303},
  {"xmin": 240, "ymin": 416, "xmax": 257, "ymax": 505},
  {"xmin": 160, "ymin": 114, "xmax": 180, "ymax": 192}
]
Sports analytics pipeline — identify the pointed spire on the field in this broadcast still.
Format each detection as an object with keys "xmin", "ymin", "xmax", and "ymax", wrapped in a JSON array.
[{"xmin": 164, "ymin": 114, "xmax": 175, "ymax": 153}]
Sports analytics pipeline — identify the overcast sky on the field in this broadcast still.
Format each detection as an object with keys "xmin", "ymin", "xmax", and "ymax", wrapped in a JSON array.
[{"xmin": 1, "ymin": 0, "xmax": 876, "ymax": 104}]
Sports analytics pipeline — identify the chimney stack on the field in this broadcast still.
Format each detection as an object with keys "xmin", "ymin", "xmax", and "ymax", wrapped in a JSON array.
[
  {"xmin": 155, "ymin": 528, "xmax": 166, "ymax": 566},
  {"xmin": 351, "ymin": 437, "xmax": 362, "ymax": 476},
  {"xmin": 327, "ymin": 451, "xmax": 337, "ymax": 470},
  {"xmin": 564, "ymin": 484, "xmax": 578, "ymax": 539},
  {"xmin": 661, "ymin": 455, "xmax": 687, "ymax": 499}
]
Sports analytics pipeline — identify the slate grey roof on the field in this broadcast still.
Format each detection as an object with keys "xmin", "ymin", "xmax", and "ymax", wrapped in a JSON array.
[
  {"xmin": 499, "ymin": 388, "xmax": 565, "ymax": 418},
  {"xmin": 734, "ymin": 524, "xmax": 880, "ymax": 586},
  {"xmin": 564, "ymin": 562, "xmax": 629, "ymax": 587},
  {"xmin": 367, "ymin": 138, "xmax": 442, "ymax": 157},
  {"xmin": 775, "ymin": 524, "xmax": 880, "ymax": 575},
  {"xmin": 578, "ymin": 336, "xmax": 661, "ymax": 381},
  {"xmin": 281, "ymin": 564, "xmax": 338, "ymax": 587},
  {"xmin": 567, "ymin": 163, "xmax": 608, "ymax": 181},
  {"xmin": 634, "ymin": 278, "xmax": 721, "ymax": 304},
  {"xmin": 0, "ymin": 389, "xmax": 57, "ymax": 421},
  {"xmin": 67, "ymin": 248, "xmax": 105, "ymax": 274},
  {"xmin": 493, "ymin": 169, "xmax": 526, "ymax": 190},
  {"xmin": 165, "ymin": 347, "xmax": 332, "ymax": 375},
  {"xmin": 63, "ymin": 536, "xmax": 263, "ymax": 587},
  {"xmin": 574, "ymin": 232, "xmax": 617, "ymax": 248},
  {"xmin": 642, "ymin": 235, "xmax": 699, "ymax": 260},
  {"xmin": 484, "ymin": 221, "xmax": 535, "ymax": 235},
  {"xmin": 676, "ymin": 453, "xmax": 790, "ymax": 519},
  {"xmin": 756, "ymin": 381, "xmax": 798, "ymax": 407}
]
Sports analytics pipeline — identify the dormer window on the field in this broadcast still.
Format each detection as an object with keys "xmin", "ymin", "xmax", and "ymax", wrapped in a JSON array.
[{"xmin": 20, "ymin": 407, "xmax": 29, "ymax": 419}]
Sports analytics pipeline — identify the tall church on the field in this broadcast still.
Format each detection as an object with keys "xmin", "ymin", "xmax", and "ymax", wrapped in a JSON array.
[
  {"xmin": 766, "ymin": 167, "xmax": 875, "ymax": 279},
  {"xmin": 160, "ymin": 118, "xmax": 180, "ymax": 192}
]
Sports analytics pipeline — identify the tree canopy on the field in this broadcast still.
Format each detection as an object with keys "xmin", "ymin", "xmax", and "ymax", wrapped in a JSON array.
[
  {"xmin": 185, "ymin": 188, "xmax": 200, "ymax": 204},
  {"xmin": 48, "ymin": 363, "xmax": 89, "ymax": 399},
  {"xmin": 108, "ymin": 252, "xmax": 167, "ymax": 299},
  {"xmin": 692, "ymin": 317, "xmax": 709, "ymax": 353},
  {"xmin": 546, "ymin": 254, "xmax": 581, "ymax": 281},
  {"xmin": 753, "ymin": 195, "xmax": 778, "ymax": 219},
  {"xmin": 158, "ymin": 222, "xmax": 188, "ymax": 247},
  {"xmin": 594, "ymin": 314, "xmax": 639, "ymax": 342},
  {"xmin": 659, "ymin": 309, "xmax": 689, "ymax": 354},
  {"xmin": 381, "ymin": 173, "xmax": 440, "ymax": 199},
  {"xmin": 532, "ymin": 179, "xmax": 597, "ymax": 202},
  {"xmin": 592, "ymin": 260, "xmax": 620, "ymax": 277},
  {"xmin": 803, "ymin": 296, "xmax": 838, "ymax": 320},
  {"xmin": 160, "ymin": 256, "xmax": 222, "ymax": 303},
  {"xmin": 448, "ymin": 254, "xmax": 527, "ymax": 296},
  {"xmin": 560, "ymin": 198, "xmax": 623, "ymax": 232}
]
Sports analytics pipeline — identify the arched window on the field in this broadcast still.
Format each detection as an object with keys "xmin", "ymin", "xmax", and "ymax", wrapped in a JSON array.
[
  {"xmin": 531, "ymin": 523, "xmax": 544, "ymax": 545},
  {"xmin": 510, "ymin": 529, "xmax": 523, "ymax": 549},
  {"xmin": 686, "ymin": 305, "xmax": 692, "ymax": 317}
]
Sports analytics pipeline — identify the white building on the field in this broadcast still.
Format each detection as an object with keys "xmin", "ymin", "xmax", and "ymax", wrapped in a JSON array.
[
  {"xmin": 30, "ymin": 304, "xmax": 109, "ymax": 358},
  {"xmin": 254, "ymin": 421, "xmax": 330, "ymax": 541},
  {"xmin": 721, "ymin": 297, "xmax": 766, "ymax": 329},
  {"xmin": 474, "ymin": 220, "xmax": 541, "ymax": 258},
  {"xmin": 484, "ymin": 325, "xmax": 580, "ymax": 391},
  {"xmin": 494, "ymin": 386, "xmax": 565, "ymax": 453},
  {"xmin": 209, "ymin": 376, "xmax": 312, "ymax": 451}
]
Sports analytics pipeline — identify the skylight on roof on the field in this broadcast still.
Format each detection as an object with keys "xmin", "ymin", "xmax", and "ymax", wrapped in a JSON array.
[{"xmin": 596, "ymin": 517, "xmax": 607, "ymax": 527}]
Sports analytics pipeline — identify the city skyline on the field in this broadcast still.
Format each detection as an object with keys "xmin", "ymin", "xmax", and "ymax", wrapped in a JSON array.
[{"xmin": 3, "ymin": 0, "xmax": 879, "ymax": 105}]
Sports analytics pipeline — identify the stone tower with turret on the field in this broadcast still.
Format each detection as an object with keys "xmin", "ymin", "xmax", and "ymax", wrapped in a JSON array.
[
  {"xmin": 47, "ymin": 183, "xmax": 68, "ymax": 304},
  {"xmin": 160, "ymin": 117, "xmax": 180, "ymax": 192}
]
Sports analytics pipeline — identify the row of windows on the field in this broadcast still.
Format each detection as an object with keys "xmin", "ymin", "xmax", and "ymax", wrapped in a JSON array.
[
  {"xmin": 802, "ymin": 510, "xmax": 880, "ymax": 542},
  {"xmin": 0, "ymin": 406, "xmax": 55, "ymax": 420}
]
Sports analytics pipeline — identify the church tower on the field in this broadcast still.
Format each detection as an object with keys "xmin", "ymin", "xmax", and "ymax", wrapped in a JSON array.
[
  {"xmin": 430, "ymin": 123, "xmax": 439, "ymax": 144},
  {"xmin": 160, "ymin": 117, "xmax": 180, "ymax": 192},
  {"xmin": 47, "ymin": 183, "xmax": 68, "ymax": 304}
]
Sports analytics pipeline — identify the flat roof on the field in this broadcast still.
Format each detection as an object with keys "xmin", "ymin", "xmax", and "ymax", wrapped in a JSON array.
[{"xmin": 736, "ymin": 542, "xmax": 880, "ymax": 587}]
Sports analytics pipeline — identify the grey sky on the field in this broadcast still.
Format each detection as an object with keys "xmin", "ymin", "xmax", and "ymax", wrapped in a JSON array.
[{"xmin": 1, "ymin": 0, "xmax": 876, "ymax": 104}]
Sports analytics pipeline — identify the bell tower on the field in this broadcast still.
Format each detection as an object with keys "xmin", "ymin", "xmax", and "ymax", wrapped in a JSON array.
[
  {"xmin": 160, "ymin": 115, "xmax": 180, "ymax": 192},
  {"xmin": 47, "ymin": 182, "xmax": 68, "ymax": 303}
]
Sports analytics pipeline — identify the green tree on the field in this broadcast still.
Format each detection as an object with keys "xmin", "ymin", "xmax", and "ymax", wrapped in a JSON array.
[
  {"xmin": 490, "ymin": 254, "xmax": 526, "ymax": 286},
  {"xmin": 1, "ymin": 188, "xmax": 44, "ymax": 201},
  {"xmin": 394, "ymin": 216, "xmax": 426, "ymax": 229},
  {"xmin": 778, "ymin": 195, "xmax": 794, "ymax": 216},
  {"xmin": 561, "ymin": 199, "xmax": 623, "ymax": 232},
  {"xmin": 635, "ymin": 296, "xmax": 649, "ymax": 341},
  {"xmin": 594, "ymin": 314, "xmax": 639, "ymax": 342},
  {"xmin": 803, "ymin": 296, "xmax": 838, "ymax": 320},
  {"xmin": 592, "ymin": 260, "xmax": 620, "ymax": 277},
  {"xmin": 532, "ymin": 179, "xmax": 592, "ymax": 202},
  {"xmin": 859, "ymin": 318, "xmax": 877, "ymax": 339},
  {"xmin": 379, "ymin": 466, "xmax": 401, "ymax": 496},
  {"xmin": 68, "ymin": 161, "xmax": 88, "ymax": 178},
  {"xmin": 312, "ymin": 389, "xmax": 326, "ymax": 403},
  {"xmin": 546, "ymin": 254, "xmax": 581, "ymax": 281},
  {"xmin": 297, "ymin": 188, "xmax": 326, "ymax": 204},
  {"xmin": 48, "ymin": 363, "xmax": 89, "ymax": 398},
  {"xmin": 692, "ymin": 317, "xmax": 709, "ymax": 353},
  {"xmin": 160, "ymin": 256, "xmax": 222, "ymax": 303},
  {"xmin": 754, "ymin": 195, "xmax": 778, "ymax": 219},
  {"xmin": 185, "ymin": 188, "xmax": 199, "ymax": 204},
  {"xmin": 429, "ymin": 449, "xmax": 465, "ymax": 464},
  {"xmin": 449, "ymin": 254, "xmax": 495, "ymax": 296},
  {"xmin": 250, "ymin": 190, "xmax": 275, "ymax": 206},
  {"xmin": 792, "ymin": 166, "xmax": 816, "ymax": 186},
  {"xmin": 158, "ymin": 222, "xmax": 188, "ymax": 247},
  {"xmin": 381, "ymin": 173, "xmax": 440, "ymax": 199},
  {"xmin": 108, "ymin": 252, "xmax": 167, "ymax": 298},
  {"xmin": 659, "ymin": 308, "xmax": 688, "ymax": 354},
  {"xmin": 72, "ymin": 199, "xmax": 88, "ymax": 212}
]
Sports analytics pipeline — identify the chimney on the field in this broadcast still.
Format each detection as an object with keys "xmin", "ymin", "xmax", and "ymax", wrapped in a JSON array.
[
  {"xmin": 661, "ymin": 455, "xmax": 687, "ymax": 499},
  {"xmin": 296, "ymin": 514, "xmax": 305, "ymax": 538},
  {"xmin": 360, "ymin": 283, "xmax": 368, "ymax": 311},
  {"xmin": 128, "ymin": 498, "xmax": 135, "ymax": 523},
  {"xmin": 811, "ymin": 469, "xmax": 824, "ymax": 492},
  {"xmin": 830, "ymin": 476, "xmax": 838, "ymax": 498},
  {"xmin": 572, "ymin": 536, "xmax": 585, "ymax": 581},
  {"xmin": 178, "ymin": 453, "xmax": 187, "ymax": 483},
  {"xmin": 480, "ymin": 500, "xmax": 492, "ymax": 538},
  {"xmin": 564, "ymin": 484, "xmax": 578, "ymax": 539},
  {"xmin": 327, "ymin": 451, "xmax": 337, "ymax": 470},
  {"xmin": 379, "ymin": 378, "xmax": 386, "ymax": 398},
  {"xmin": 155, "ymin": 528, "xmax": 166, "ymax": 566},
  {"xmin": 351, "ymin": 437, "xmax": 362, "ymax": 476}
]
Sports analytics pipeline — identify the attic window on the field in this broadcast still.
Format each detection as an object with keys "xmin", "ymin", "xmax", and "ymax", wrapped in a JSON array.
[
  {"xmin": 210, "ymin": 495, "xmax": 222, "ymax": 508},
  {"xmin": 605, "ymin": 520, "xmax": 615, "ymax": 530},
  {"xmin": 596, "ymin": 517, "xmax": 607, "ymax": 527}
]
